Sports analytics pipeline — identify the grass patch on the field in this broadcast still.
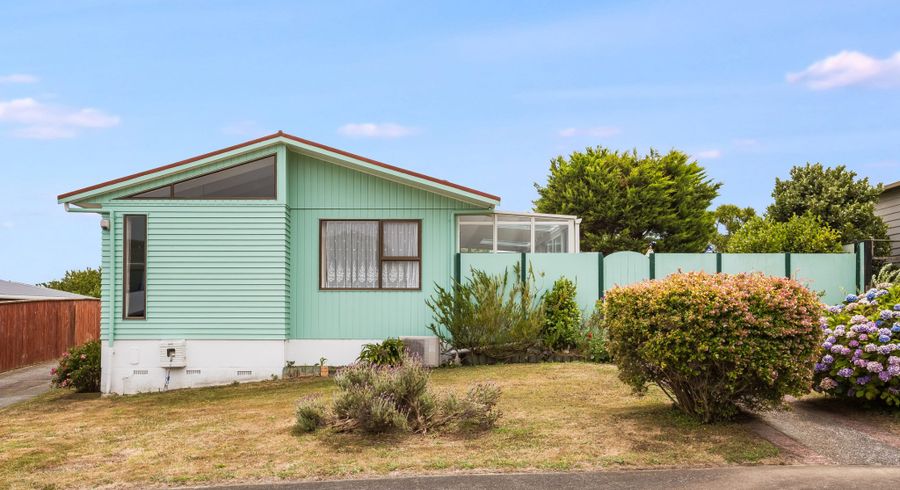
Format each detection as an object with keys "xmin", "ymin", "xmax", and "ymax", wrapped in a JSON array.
[{"xmin": 0, "ymin": 363, "xmax": 783, "ymax": 488}]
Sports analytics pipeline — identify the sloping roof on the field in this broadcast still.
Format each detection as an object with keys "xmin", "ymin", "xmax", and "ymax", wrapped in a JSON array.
[
  {"xmin": 883, "ymin": 181, "xmax": 900, "ymax": 192},
  {"xmin": 58, "ymin": 131, "xmax": 501, "ymax": 206},
  {"xmin": 0, "ymin": 280, "xmax": 95, "ymax": 301}
]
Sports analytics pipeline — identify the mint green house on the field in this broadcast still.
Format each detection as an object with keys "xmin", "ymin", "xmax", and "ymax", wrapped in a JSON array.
[{"xmin": 58, "ymin": 132, "xmax": 580, "ymax": 394}]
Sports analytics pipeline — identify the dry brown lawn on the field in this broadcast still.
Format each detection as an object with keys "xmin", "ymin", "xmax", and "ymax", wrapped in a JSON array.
[{"xmin": 0, "ymin": 363, "xmax": 783, "ymax": 489}]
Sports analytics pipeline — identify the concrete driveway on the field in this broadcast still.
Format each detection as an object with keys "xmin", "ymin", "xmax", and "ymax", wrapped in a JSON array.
[{"xmin": 0, "ymin": 361, "xmax": 55, "ymax": 409}]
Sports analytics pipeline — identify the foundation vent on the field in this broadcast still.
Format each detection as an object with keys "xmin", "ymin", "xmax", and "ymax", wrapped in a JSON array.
[
  {"xmin": 236, "ymin": 370, "xmax": 253, "ymax": 376},
  {"xmin": 186, "ymin": 369, "xmax": 201, "ymax": 375},
  {"xmin": 132, "ymin": 369, "xmax": 149, "ymax": 375}
]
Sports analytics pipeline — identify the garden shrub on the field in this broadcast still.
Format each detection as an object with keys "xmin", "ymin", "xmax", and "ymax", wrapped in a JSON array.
[
  {"xmin": 426, "ymin": 263, "xmax": 544, "ymax": 361},
  {"xmin": 358, "ymin": 338, "xmax": 406, "ymax": 366},
  {"xmin": 51, "ymin": 340, "xmax": 101, "ymax": 392},
  {"xmin": 605, "ymin": 272, "xmax": 821, "ymax": 423},
  {"xmin": 813, "ymin": 286, "xmax": 900, "ymax": 406},
  {"xmin": 579, "ymin": 301, "xmax": 610, "ymax": 363},
  {"xmin": 542, "ymin": 278, "xmax": 582, "ymax": 351},
  {"xmin": 726, "ymin": 214, "xmax": 842, "ymax": 253},
  {"xmin": 294, "ymin": 395, "xmax": 327, "ymax": 433},
  {"xmin": 301, "ymin": 356, "xmax": 501, "ymax": 435}
]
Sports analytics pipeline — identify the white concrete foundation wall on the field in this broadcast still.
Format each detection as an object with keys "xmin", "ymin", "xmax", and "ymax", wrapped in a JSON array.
[
  {"xmin": 284, "ymin": 339, "xmax": 378, "ymax": 367},
  {"xmin": 101, "ymin": 340, "xmax": 285, "ymax": 395}
]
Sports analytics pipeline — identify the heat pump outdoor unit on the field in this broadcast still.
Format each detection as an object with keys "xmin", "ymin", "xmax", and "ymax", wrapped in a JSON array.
[
  {"xmin": 400, "ymin": 336, "xmax": 441, "ymax": 367},
  {"xmin": 159, "ymin": 340, "xmax": 187, "ymax": 368}
]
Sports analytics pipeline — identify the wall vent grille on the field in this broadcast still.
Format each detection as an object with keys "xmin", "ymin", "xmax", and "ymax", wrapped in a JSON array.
[
  {"xmin": 186, "ymin": 369, "xmax": 201, "ymax": 375},
  {"xmin": 236, "ymin": 370, "xmax": 252, "ymax": 376},
  {"xmin": 132, "ymin": 369, "xmax": 149, "ymax": 375}
]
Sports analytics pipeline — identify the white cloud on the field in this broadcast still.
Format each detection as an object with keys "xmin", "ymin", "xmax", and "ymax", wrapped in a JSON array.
[
  {"xmin": 695, "ymin": 149, "xmax": 722, "ymax": 159},
  {"xmin": 557, "ymin": 126, "xmax": 622, "ymax": 138},
  {"xmin": 222, "ymin": 120, "xmax": 267, "ymax": 137},
  {"xmin": 787, "ymin": 50, "xmax": 900, "ymax": 90},
  {"xmin": 732, "ymin": 138, "xmax": 759, "ymax": 148},
  {"xmin": 0, "ymin": 73, "xmax": 38, "ymax": 84},
  {"xmin": 338, "ymin": 122, "xmax": 419, "ymax": 138},
  {"xmin": 0, "ymin": 97, "xmax": 120, "ymax": 139},
  {"xmin": 0, "ymin": 220, "xmax": 13, "ymax": 230}
]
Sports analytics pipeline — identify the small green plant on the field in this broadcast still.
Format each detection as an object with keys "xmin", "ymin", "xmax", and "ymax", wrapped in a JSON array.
[
  {"xmin": 542, "ymin": 278, "xmax": 582, "ymax": 351},
  {"xmin": 294, "ymin": 395, "xmax": 327, "ymax": 433},
  {"xmin": 438, "ymin": 382, "xmax": 501, "ymax": 432},
  {"xmin": 51, "ymin": 340, "xmax": 101, "ymax": 393},
  {"xmin": 357, "ymin": 338, "xmax": 406, "ymax": 366},
  {"xmin": 319, "ymin": 357, "xmax": 327, "ymax": 367},
  {"xmin": 580, "ymin": 300, "xmax": 610, "ymax": 362}
]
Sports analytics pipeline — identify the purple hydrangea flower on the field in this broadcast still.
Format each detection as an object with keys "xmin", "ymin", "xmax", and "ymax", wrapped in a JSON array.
[
  {"xmin": 855, "ymin": 359, "xmax": 868, "ymax": 368},
  {"xmin": 889, "ymin": 365, "xmax": 900, "ymax": 376},
  {"xmin": 868, "ymin": 324, "xmax": 879, "ymax": 334},
  {"xmin": 841, "ymin": 347, "xmax": 852, "ymax": 356},
  {"xmin": 894, "ymin": 304, "xmax": 900, "ymax": 311},
  {"xmin": 879, "ymin": 345, "xmax": 895, "ymax": 355},
  {"xmin": 893, "ymin": 325, "xmax": 900, "ymax": 333},
  {"xmin": 823, "ymin": 355, "xmax": 835, "ymax": 364},
  {"xmin": 865, "ymin": 343, "xmax": 878, "ymax": 353},
  {"xmin": 857, "ymin": 375, "xmax": 872, "ymax": 385},
  {"xmin": 823, "ymin": 342, "xmax": 833, "ymax": 350},
  {"xmin": 851, "ymin": 315, "xmax": 867, "ymax": 324},
  {"xmin": 837, "ymin": 368, "xmax": 854, "ymax": 378},
  {"xmin": 889, "ymin": 356, "xmax": 900, "ymax": 365},
  {"xmin": 827, "ymin": 336, "xmax": 837, "ymax": 344},
  {"xmin": 880, "ymin": 371, "xmax": 892, "ymax": 382},
  {"xmin": 877, "ymin": 320, "xmax": 885, "ymax": 327},
  {"xmin": 867, "ymin": 292, "xmax": 876, "ymax": 301},
  {"xmin": 879, "ymin": 328, "xmax": 893, "ymax": 337},
  {"xmin": 815, "ymin": 363, "xmax": 827, "ymax": 372},
  {"xmin": 831, "ymin": 344, "xmax": 844, "ymax": 354},
  {"xmin": 860, "ymin": 334, "xmax": 869, "ymax": 341},
  {"xmin": 867, "ymin": 361, "xmax": 884, "ymax": 373},
  {"xmin": 880, "ymin": 335, "xmax": 892, "ymax": 343},
  {"xmin": 846, "ymin": 294, "xmax": 859, "ymax": 303},
  {"xmin": 849, "ymin": 340, "xmax": 860, "ymax": 348},
  {"xmin": 886, "ymin": 310, "xmax": 898, "ymax": 320},
  {"xmin": 820, "ymin": 377, "xmax": 838, "ymax": 390}
]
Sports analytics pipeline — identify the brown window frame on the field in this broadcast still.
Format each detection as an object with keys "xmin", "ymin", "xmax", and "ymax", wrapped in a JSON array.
[
  {"xmin": 319, "ymin": 219, "xmax": 422, "ymax": 291},
  {"xmin": 120, "ymin": 154, "xmax": 277, "ymax": 200},
  {"xmin": 123, "ymin": 214, "xmax": 148, "ymax": 320}
]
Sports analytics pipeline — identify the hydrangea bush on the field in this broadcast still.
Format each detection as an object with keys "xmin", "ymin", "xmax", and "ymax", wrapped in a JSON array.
[
  {"xmin": 605, "ymin": 272, "xmax": 821, "ymax": 423},
  {"xmin": 51, "ymin": 340, "xmax": 101, "ymax": 393},
  {"xmin": 813, "ymin": 286, "xmax": 900, "ymax": 406}
]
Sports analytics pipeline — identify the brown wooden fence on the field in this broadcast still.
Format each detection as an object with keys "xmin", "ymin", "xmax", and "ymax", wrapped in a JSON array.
[{"xmin": 0, "ymin": 299, "xmax": 100, "ymax": 373}]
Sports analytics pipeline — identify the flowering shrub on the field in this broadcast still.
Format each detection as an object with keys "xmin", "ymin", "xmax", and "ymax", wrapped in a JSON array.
[
  {"xmin": 297, "ymin": 355, "xmax": 502, "ymax": 435},
  {"xmin": 605, "ymin": 272, "xmax": 821, "ymax": 422},
  {"xmin": 578, "ymin": 300, "xmax": 610, "ymax": 362},
  {"xmin": 51, "ymin": 340, "xmax": 101, "ymax": 392},
  {"xmin": 813, "ymin": 286, "xmax": 900, "ymax": 406}
]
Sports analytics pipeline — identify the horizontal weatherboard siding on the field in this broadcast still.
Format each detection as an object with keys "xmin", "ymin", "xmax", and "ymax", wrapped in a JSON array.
[{"xmin": 101, "ymin": 203, "xmax": 290, "ymax": 340}]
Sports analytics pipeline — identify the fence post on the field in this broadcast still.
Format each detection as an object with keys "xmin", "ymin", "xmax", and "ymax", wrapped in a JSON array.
[
  {"xmin": 454, "ymin": 253, "xmax": 461, "ymax": 283},
  {"xmin": 716, "ymin": 253, "xmax": 722, "ymax": 273},
  {"xmin": 649, "ymin": 253, "xmax": 656, "ymax": 280},
  {"xmin": 855, "ymin": 242, "xmax": 861, "ymax": 292},
  {"xmin": 598, "ymin": 253, "xmax": 604, "ymax": 299},
  {"xmin": 863, "ymin": 240, "xmax": 873, "ymax": 290},
  {"xmin": 784, "ymin": 252, "xmax": 792, "ymax": 279},
  {"xmin": 520, "ymin": 253, "xmax": 527, "ymax": 283}
]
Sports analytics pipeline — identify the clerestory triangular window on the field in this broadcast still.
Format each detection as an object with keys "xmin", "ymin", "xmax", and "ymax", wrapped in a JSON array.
[{"xmin": 124, "ymin": 155, "xmax": 276, "ymax": 199}]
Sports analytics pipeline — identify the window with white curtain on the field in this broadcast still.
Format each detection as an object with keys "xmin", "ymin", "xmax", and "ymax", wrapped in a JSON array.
[{"xmin": 320, "ymin": 220, "xmax": 421, "ymax": 290}]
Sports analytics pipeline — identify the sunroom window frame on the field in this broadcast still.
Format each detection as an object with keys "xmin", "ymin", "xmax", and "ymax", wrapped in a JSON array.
[
  {"xmin": 457, "ymin": 211, "xmax": 580, "ymax": 254},
  {"xmin": 319, "ymin": 219, "xmax": 423, "ymax": 291}
]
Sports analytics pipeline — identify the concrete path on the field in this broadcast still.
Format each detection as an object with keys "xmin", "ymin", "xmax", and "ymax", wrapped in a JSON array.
[
  {"xmin": 755, "ymin": 400, "xmax": 900, "ymax": 465},
  {"xmin": 195, "ymin": 466, "xmax": 900, "ymax": 490},
  {"xmin": 0, "ymin": 361, "xmax": 55, "ymax": 409}
]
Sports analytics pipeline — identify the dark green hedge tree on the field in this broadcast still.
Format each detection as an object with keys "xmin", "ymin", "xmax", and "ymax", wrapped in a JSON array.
[
  {"xmin": 39, "ymin": 267, "xmax": 101, "ymax": 298},
  {"xmin": 767, "ymin": 163, "xmax": 888, "ymax": 255},
  {"xmin": 534, "ymin": 147, "xmax": 721, "ymax": 254}
]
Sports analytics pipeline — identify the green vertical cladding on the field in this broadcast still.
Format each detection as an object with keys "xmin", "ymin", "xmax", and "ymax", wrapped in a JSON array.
[
  {"xmin": 603, "ymin": 251, "xmax": 649, "ymax": 291},
  {"xmin": 653, "ymin": 253, "xmax": 717, "ymax": 279},
  {"xmin": 288, "ymin": 151, "xmax": 490, "ymax": 340},
  {"xmin": 93, "ymin": 146, "xmax": 291, "ymax": 340}
]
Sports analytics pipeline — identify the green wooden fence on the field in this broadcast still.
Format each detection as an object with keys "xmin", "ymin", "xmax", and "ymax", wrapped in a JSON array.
[{"xmin": 458, "ymin": 244, "xmax": 869, "ymax": 314}]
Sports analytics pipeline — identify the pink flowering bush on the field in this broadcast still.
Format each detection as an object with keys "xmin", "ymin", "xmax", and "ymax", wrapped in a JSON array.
[
  {"xmin": 814, "ymin": 286, "xmax": 900, "ymax": 406},
  {"xmin": 51, "ymin": 340, "xmax": 101, "ymax": 392},
  {"xmin": 605, "ymin": 272, "xmax": 821, "ymax": 423}
]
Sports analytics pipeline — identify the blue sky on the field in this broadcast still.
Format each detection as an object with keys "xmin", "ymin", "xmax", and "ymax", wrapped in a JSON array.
[{"xmin": 2, "ymin": 1, "xmax": 899, "ymax": 283}]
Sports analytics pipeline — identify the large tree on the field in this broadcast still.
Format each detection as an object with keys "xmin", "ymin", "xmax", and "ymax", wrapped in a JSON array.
[
  {"xmin": 711, "ymin": 204, "xmax": 757, "ymax": 251},
  {"xmin": 39, "ymin": 267, "xmax": 102, "ymax": 298},
  {"xmin": 534, "ymin": 147, "xmax": 721, "ymax": 254},
  {"xmin": 767, "ymin": 163, "xmax": 888, "ymax": 255}
]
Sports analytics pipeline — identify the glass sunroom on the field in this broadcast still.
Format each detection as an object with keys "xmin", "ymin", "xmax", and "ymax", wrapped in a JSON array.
[{"xmin": 457, "ymin": 212, "xmax": 581, "ymax": 253}]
